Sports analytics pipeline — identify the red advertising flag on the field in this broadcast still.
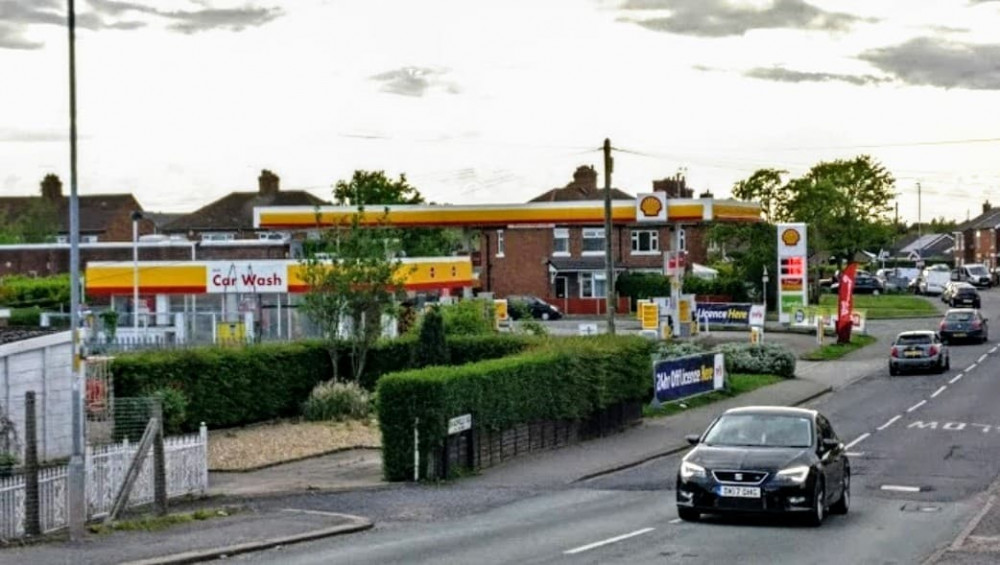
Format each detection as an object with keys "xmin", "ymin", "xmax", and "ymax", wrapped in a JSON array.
[{"xmin": 836, "ymin": 263, "xmax": 858, "ymax": 344}]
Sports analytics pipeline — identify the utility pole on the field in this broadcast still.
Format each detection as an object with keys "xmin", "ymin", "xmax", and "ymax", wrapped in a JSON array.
[
  {"xmin": 917, "ymin": 182, "xmax": 922, "ymax": 238},
  {"xmin": 66, "ymin": 0, "xmax": 87, "ymax": 541},
  {"xmin": 603, "ymin": 138, "xmax": 616, "ymax": 335}
]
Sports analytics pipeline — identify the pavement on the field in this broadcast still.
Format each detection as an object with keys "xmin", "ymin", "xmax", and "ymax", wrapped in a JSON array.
[{"xmin": 2, "ymin": 313, "xmax": 949, "ymax": 564}]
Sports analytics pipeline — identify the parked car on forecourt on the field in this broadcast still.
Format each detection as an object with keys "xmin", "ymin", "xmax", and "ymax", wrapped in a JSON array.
[
  {"xmin": 939, "ymin": 308, "xmax": 989, "ymax": 344},
  {"xmin": 946, "ymin": 283, "xmax": 981, "ymax": 308},
  {"xmin": 830, "ymin": 272, "xmax": 884, "ymax": 295},
  {"xmin": 676, "ymin": 406, "xmax": 850, "ymax": 527},
  {"xmin": 888, "ymin": 330, "xmax": 949, "ymax": 376},
  {"xmin": 506, "ymin": 295, "xmax": 563, "ymax": 321}
]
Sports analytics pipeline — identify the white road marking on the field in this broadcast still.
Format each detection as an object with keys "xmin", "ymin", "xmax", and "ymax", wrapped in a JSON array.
[
  {"xmin": 877, "ymin": 415, "xmax": 902, "ymax": 431},
  {"xmin": 907, "ymin": 400, "xmax": 927, "ymax": 413},
  {"xmin": 844, "ymin": 432, "xmax": 871, "ymax": 450},
  {"xmin": 949, "ymin": 373, "xmax": 964, "ymax": 384},
  {"xmin": 668, "ymin": 518, "xmax": 682, "ymax": 524},
  {"xmin": 564, "ymin": 528, "xmax": 656, "ymax": 555},
  {"xmin": 931, "ymin": 386, "xmax": 947, "ymax": 398},
  {"xmin": 846, "ymin": 451, "xmax": 865, "ymax": 457},
  {"xmin": 967, "ymin": 363, "xmax": 978, "ymax": 372},
  {"xmin": 991, "ymin": 346, "xmax": 998, "ymax": 354},
  {"xmin": 881, "ymin": 485, "xmax": 921, "ymax": 493},
  {"xmin": 979, "ymin": 354, "xmax": 988, "ymax": 363}
]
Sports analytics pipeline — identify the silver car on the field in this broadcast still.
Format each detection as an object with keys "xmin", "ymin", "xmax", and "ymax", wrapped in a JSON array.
[{"xmin": 889, "ymin": 330, "xmax": 950, "ymax": 376}]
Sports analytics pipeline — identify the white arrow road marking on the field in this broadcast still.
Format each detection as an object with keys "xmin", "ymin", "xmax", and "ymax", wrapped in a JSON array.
[
  {"xmin": 950, "ymin": 373, "xmax": 964, "ymax": 384},
  {"xmin": 979, "ymin": 354, "xmax": 988, "ymax": 363},
  {"xmin": 907, "ymin": 400, "xmax": 927, "ymax": 413},
  {"xmin": 878, "ymin": 415, "xmax": 902, "ymax": 431},
  {"xmin": 564, "ymin": 528, "xmax": 656, "ymax": 555},
  {"xmin": 844, "ymin": 433, "xmax": 871, "ymax": 450},
  {"xmin": 967, "ymin": 364, "xmax": 978, "ymax": 372},
  {"xmin": 881, "ymin": 485, "xmax": 921, "ymax": 493},
  {"xmin": 931, "ymin": 386, "xmax": 947, "ymax": 398}
]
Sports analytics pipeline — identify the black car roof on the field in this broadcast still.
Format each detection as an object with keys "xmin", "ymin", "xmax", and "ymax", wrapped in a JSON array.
[{"xmin": 723, "ymin": 406, "xmax": 817, "ymax": 418}]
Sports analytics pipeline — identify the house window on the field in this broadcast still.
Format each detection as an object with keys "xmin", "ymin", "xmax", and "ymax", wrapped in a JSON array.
[
  {"xmin": 496, "ymin": 229, "xmax": 505, "ymax": 257},
  {"xmin": 582, "ymin": 228, "xmax": 605, "ymax": 254},
  {"xmin": 258, "ymin": 232, "xmax": 289, "ymax": 241},
  {"xmin": 631, "ymin": 230, "xmax": 659, "ymax": 254},
  {"xmin": 579, "ymin": 271, "xmax": 608, "ymax": 298},
  {"xmin": 201, "ymin": 232, "xmax": 236, "ymax": 242},
  {"xmin": 553, "ymin": 228, "xmax": 569, "ymax": 256}
]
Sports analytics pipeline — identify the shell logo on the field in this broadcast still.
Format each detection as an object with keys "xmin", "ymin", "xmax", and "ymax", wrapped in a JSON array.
[
  {"xmin": 781, "ymin": 228, "xmax": 801, "ymax": 247},
  {"xmin": 639, "ymin": 195, "xmax": 663, "ymax": 217}
]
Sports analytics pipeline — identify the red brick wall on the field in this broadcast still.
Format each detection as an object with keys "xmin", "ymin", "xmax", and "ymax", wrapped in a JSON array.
[
  {"xmin": 100, "ymin": 213, "xmax": 156, "ymax": 242},
  {"xmin": 482, "ymin": 228, "xmax": 552, "ymax": 298}
]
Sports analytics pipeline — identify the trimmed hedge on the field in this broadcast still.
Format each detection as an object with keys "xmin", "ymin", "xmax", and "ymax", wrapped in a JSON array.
[
  {"xmin": 716, "ymin": 342, "xmax": 796, "ymax": 378},
  {"xmin": 111, "ymin": 334, "xmax": 538, "ymax": 430},
  {"xmin": 376, "ymin": 336, "xmax": 656, "ymax": 481}
]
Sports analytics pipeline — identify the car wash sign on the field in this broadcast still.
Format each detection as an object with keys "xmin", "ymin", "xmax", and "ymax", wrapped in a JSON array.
[
  {"xmin": 653, "ymin": 353, "xmax": 726, "ymax": 403},
  {"xmin": 206, "ymin": 261, "xmax": 288, "ymax": 293},
  {"xmin": 777, "ymin": 223, "xmax": 808, "ymax": 324}
]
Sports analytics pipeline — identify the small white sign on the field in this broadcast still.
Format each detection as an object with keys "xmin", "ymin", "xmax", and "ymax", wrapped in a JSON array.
[
  {"xmin": 448, "ymin": 414, "xmax": 472, "ymax": 435},
  {"xmin": 749, "ymin": 305, "xmax": 766, "ymax": 327},
  {"xmin": 207, "ymin": 261, "xmax": 288, "ymax": 294},
  {"xmin": 578, "ymin": 323, "xmax": 599, "ymax": 336},
  {"xmin": 0, "ymin": 308, "xmax": 10, "ymax": 319}
]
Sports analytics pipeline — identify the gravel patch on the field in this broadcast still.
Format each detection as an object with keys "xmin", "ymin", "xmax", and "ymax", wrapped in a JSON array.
[{"xmin": 208, "ymin": 418, "xmax": 381, "ymax": 471}]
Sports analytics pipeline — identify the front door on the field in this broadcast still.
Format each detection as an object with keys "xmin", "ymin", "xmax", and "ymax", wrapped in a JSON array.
[{"xmin": 555, "ymin": 276, "xmax": 568, "ymax": 299}]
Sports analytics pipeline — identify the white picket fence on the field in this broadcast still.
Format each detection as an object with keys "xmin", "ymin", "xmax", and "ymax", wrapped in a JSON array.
[{"xmin": 0, "ymin": 425, "xmax": 208, "ymax": 540}]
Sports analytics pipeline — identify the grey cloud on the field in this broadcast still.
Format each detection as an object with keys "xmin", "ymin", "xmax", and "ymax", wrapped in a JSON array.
[
  {"xmin": 0, "ymin": 23, "xmax": 42, "ymax": 50},
  {"xmin": 619, "ymin": 0, "xmax": 871, "ymax": 37},
  {"xmin": 159, "ymin": 6, "xmax": 284, "ymax": 34},
  {"xmin": 0, "ymin": 128, "xmax": 66, "ymax": 142},
  {"xmin": 860, "ymin": 37, "xmax": 1000, "ymax": 90},
  {"xmin": 745, "ymin": 66, "xmax": 889, "ymax": 86},
  {"xmin": 371, "ymin": 67, "xmax": 460, "ymax": 97}
]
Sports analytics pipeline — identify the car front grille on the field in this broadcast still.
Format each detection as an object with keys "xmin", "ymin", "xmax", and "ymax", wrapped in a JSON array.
[{"xmin": 712, "ymin": 470, "xmax": 768, "ymax": 484}]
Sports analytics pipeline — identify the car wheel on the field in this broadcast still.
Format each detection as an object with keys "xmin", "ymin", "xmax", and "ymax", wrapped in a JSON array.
[
  {"xmin": 830, "ymin": 469, "xmax": 850, "ymax": 515},
  {"xmin": 805, "ymin": 480, "xmax": 826, "ymax": 527},
  {"xmin": 873, "ymin": 289, "xmax": 880, "ymax": 296},
  {"xmin": 936, "ymin": 358, "xmax": 946, "ymax": 374},
  {"xmin": 945, "ymin": 355, "xmax": 951, "ymax": 371},
  {"xmin": 541, "ymin": 312, "xmax": 550, "ymax": 321},
  {"xmin": 889, "ymin": 364, "xmax": 898, "ymax": 376},
  {"xmin": 677, "ymin": 507, "xmax": 700, "ymax": 522}
]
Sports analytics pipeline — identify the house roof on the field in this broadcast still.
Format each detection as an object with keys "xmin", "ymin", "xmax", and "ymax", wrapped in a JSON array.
[
  {"xmin": 143, "ymin": 212, "xmax": 184, "ymax": 230},
  {"xmin": 956, "ymin": 207, "xmax": 1000, "ymax": 232},
  {"xmin": 899, "ymin": 233, "xmax": 954, "ymax": 257},
  {"xmin": 529, "ymin": 165, "xmax": 634, "ymax": 203},
  {"xmin": 163, "ymin": 170, "xmax": 329, "ymax": 232},
  {"xmin": 0, "ymin": 193, "xmax": 142, "ymax": 234}
]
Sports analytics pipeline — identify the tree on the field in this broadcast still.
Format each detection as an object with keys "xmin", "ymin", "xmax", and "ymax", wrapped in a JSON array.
[
  {"xmin": 334, "ymin": 170, "xmax": 461, "ymax": 257},
  {"xmin": 415, "ymin": 305, "xmax": 448, "ymax": 367},
  {"xmin": 0, "ymin": 201, "xmax": 59, "ymax": 244},
  {"xmin": 299, "ymin": 206, "xmax": 408, "ymax": 382}
]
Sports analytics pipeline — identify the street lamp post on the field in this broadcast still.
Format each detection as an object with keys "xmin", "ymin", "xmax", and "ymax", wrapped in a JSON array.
[
  {"xmin": 762, "ymin": 266, "xmax": 770, "ymax": 314},
  {"xmin": 132, "ymin": 210, "xmax": 143, "ymax": 330}
]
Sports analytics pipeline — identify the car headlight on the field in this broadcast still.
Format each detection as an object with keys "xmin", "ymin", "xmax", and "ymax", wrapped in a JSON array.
[
  {"xmin": 680, "ymin": 460, "xmax": 706, "ymax": 480},
  {"xmin": 775, "ymin": 465, "xmax": 810, "ymax": 484}
]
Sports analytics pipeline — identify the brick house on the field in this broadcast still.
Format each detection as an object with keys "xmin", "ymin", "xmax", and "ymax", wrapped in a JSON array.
[
  {"xmin": 478, "ymin": 166, "xmax": 709, "ymax": 313},
  {"xmin": 0, "ymin": 174, "xmax": 154, "ymax": 243},
  {"xmin": 162, "ymin": 169, "xmax": 328, "ymax": 242},
  {"xmin": 953, "ymin": 201, "xmax": 1000, "ymax": 269}
]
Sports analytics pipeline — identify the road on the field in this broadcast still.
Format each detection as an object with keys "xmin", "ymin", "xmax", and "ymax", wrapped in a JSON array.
[{"xmin": 232, "ymin": 291, "xmax": 1000, "ymax": 564}]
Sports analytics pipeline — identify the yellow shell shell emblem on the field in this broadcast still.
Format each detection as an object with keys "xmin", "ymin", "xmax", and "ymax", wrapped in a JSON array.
[
  {"xmin": 781, "ymin": 228, "xmax": 801, "ymax": 247},
  {"xmin": 639, "ymin": 195, "xmax": 663, "ymax": 217}
]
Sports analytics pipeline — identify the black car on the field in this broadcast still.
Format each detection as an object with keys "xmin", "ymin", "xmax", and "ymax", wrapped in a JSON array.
[
  {"xmin": 676, "ymin": 406, "xmax": 850, "ymax": 526},
  {"xmin": 948, "ymin": 284, "xmax": 981, "ymax": 309},
  {"xmin": 939, "ymin": 308, "xmax": 989, "ymax": 344},
  {"xmin": 831, "ymin": 273, "xmax": 884, "ymax": 295},
  {"xmin": 507, "ymin": 295, "xmax": 563, "ymax": 321}
]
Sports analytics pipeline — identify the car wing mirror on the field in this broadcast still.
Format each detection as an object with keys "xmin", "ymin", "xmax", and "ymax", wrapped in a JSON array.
[
  {"xmin": 821, "ymin": 438, "xmax": 840, "ymax": 450},
  {"xmin": 685, "ymin": 434, "xmax": 701, "ymax": 446}
]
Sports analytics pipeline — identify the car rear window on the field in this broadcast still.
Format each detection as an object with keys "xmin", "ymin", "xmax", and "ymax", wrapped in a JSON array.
[
  {"xmin": 895, "ymin": 334, "xmax": 931, "ymax": 345},
  {"xmin": 957, "ymin": 288, "xmax": 978, "ymax": 296},
  {"xmin": 946, "ymin": 311, "xmax": 975, "ymax": 321}
]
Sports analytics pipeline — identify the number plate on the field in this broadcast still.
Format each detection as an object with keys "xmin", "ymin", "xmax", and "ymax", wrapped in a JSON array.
[
  {"xmin": 953, "ymin": 333, "xmax": 966, "ymax": 338},
  {"xmin": 904, "ymin": 350, "xmax": 921, "ymax": 357},
  {"xmin": 718, "ymin": 486, "xmax": 761, "ymax": 498}
]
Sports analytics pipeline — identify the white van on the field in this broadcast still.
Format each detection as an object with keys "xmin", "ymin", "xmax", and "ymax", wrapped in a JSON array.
[
  {"xmin": 953, "ymin": 263, "xmax": 993, "ymax": 288},
  {"xmin": 918, "ymin": 268, "xmax": 951, "ymax": 295}
]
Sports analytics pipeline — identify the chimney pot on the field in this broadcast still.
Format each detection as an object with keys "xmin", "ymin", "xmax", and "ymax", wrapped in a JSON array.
[
  {"xmin": 40, "ymin": 174, "xmax": 62, "ymax": 201},
  {"xmin": 258, "ymin": 169, "xmax": 280, "ymax": 196},
  {"xmin": 984, "ymin": 200, "xmax": 992, "ymax": 214}
]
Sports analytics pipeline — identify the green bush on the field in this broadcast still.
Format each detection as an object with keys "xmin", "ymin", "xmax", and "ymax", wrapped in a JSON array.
[
  {"xmin": 111, "ymin": 334, "xmax": 538, "ymax": 430},
  {"xmin": 655, "ymin": 341, "xmax": 705, "ymax": 359},
  {"xmin": 376, "ymin": 336, "xmax": 656, "ymax": 481},
  {"xmin": 152, "ymin": 387, "xmax": 189, "ymax": 436},
  {"xmin": 416, "ymin": 306, "xmax": 449, "ymax": 367},
  {"xmin": 0, "ymin": 275, "xmax": 70, "ymax": 310},
  {"xmin": 682, "ymin": 275, "xmax": 749, "ymax": 301},
  {"xmin": 517, "ymin": 319, "xmax": 548, "ymax": 337},
  {"xmin": 616, "ymin": 272, "xmax": 671, "ymax": 303},
  {"xmin": 715, "ymin": 342, "xmax": 796, "ymax": 378},
  {"xmin": 440, "ymin": 299, "xmax": 495, "ymax": 335},
  {"xmin": 303, "ymin": 380, "xmax": 372, "ymax": 421}
]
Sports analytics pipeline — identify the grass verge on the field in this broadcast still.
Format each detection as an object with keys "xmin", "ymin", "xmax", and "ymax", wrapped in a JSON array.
[
  {"xmin": 818, "ymin": 294, "xmax": 939, "ymax": 319},
  {"xmin": 87, "ymin": 506, "xmax": 240, "ymax": 535},
  {"xmin": 800, "ymin": 334, "xmax": 877, "ymax": 361},
  {"xmin": 642, "ymin": 373, "xmax": 785, "ymax": 418}
]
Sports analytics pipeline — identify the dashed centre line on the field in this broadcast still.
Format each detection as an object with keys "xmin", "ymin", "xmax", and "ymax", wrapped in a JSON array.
[
  {"xmin": 979, "ymin": 354, "xmax": 988, "ymax": 364},
  {"xmin": 907, "ymin": 400, "xmax": 927, "ymax": 413},
  {"xmin": 931, "ymin": 386, "xmax": 947, "ymax": 398},
  {"xmin": 878, "ymin": 415, "xmax": 902, "ymax": 431},
  {"xmin": 844, "ymin": 433, "xmax": 871, "ymax": 450},
  {"xmin": 991, "ymin": 346, "xmax": 998, "ymax": 354},
  {"xmin": 967, "ymin": 363, "xmax": 978, "ymax": 372},
  {"xmin": 950, "ymin": 373, "xmax": 964, "ymax": 384},
  {"xmin": 881, "ymin": 485, "xmax": 921, "ymax": 493},
  {"xmin": 564, "ymin": 528, "xmax": 656, "ymax": 555}
]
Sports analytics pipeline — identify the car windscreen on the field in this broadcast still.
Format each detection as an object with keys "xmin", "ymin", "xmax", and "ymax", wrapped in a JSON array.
[
  {"xmin": 946, "ymin": 311, "xmax": 975, "ymax": 322},
  {"xmin": 702, "ymin": 414, "xmax": 813, "ymax": 448},
  {"xmin": 968, "ymin": 266, "xmax": 988, "ymax": 275},
  {"xmin": 895, "ymin": 334, "xmax": 932, "ymax": 345}
]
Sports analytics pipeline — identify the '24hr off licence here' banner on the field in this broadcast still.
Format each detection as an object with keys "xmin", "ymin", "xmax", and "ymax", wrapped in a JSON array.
[{"xmin": 653, "ymin": 353, "xmax": 726, "ymax": 403}]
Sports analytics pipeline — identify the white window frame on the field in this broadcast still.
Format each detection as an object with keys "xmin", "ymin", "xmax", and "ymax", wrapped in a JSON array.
[
  {"xmin": 579, "ymin": 271, "xmax": 608, "ymax": 298},
  {"xmin": 201, "ymin": 232, "xmax": 236, "ymax": 242},
  {"xmin": 552, "ymin": 228, "xmax": 570, "ymax": 256},
  {"xmin": 630, "ymin": 230, "xmax": 659, "ymax": 255},
  {"xmin": 581, "ymin": 228, "xmax": 606, "ymax": 256},
  {"xmin": 496, "ymin": 229, "xmax": 505, "ymax": 257}
]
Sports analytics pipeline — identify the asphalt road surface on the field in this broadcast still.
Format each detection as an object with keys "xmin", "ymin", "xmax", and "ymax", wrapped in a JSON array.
[{"xmin": 233, "ymin": 291, "xmax": 1000, "ymax": 565}]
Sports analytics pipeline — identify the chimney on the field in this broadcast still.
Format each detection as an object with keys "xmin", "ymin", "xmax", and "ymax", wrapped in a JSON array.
[
  {"xmin": 40, "ymin": 174, "xmax": 62, "ymax": 201},
  {"xmin": 570, "ymin": 165, "xmax": 598, "ymax": 193},
  {"xmin": 984, "ymin": 200, "xmax": 992, "ymax": 215},
  {"xmin": 258, "ymin": 169, "xmax": 280, "ymax": 196},
  {"xmin": 652, "ymin": 175, "xmax": 693, "ymax": 198}
]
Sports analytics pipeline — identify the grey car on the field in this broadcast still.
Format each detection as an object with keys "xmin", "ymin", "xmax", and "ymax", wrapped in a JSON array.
[{"xmin": 889, "ymin": 330, "xmax": 950, "ymax": 375}]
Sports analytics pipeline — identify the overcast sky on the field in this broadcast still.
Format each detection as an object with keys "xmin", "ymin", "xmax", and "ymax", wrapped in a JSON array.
[{"xmin": 2, "ymin": 0, "xmax": 1000, "ymax": 224}]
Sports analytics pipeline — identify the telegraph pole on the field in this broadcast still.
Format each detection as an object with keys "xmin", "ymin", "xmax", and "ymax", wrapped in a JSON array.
[
  {"xmin": 67, "ymin": 0, "xmax": 87, "ymax": 541},
  {"xmin": 603, "ymin": 138, "xmax": 616, "ymax": 335},
  {"xmin": 917, "ymin": 182, "xmax": 922, "ymax": 237}
]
